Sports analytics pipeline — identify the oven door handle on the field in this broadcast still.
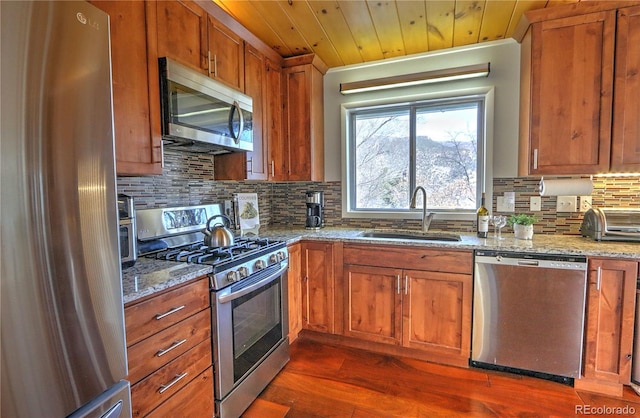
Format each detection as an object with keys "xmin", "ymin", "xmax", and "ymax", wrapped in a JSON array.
[{"xmin": 217, "ymin": 262, "xmax": 288, "ymax": 304}]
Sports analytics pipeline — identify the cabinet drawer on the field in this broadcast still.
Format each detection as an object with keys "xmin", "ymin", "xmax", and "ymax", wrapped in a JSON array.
[
  {"xmin": 127, "ymin": 309, "xmax": 211, "ymax": 384},
  {"xmin": 344, "ymin": 244, "xmax": 472, "ymax": 274},
  {"xmin": 147, "ymin": 367, "xmax": 214, "ymax": 418},
  {"xmin": 125, "ymin": 278, "xmax": 209, "ymax": 346},
  {"xmin": 131, "ymin": 338, "xmax": 212, "ymax": 417}
]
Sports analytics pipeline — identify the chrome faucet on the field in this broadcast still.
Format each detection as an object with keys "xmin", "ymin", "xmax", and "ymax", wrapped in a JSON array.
[{"xmin": 410, "ymin": 186, "xmax": 434, "ymax": 232}]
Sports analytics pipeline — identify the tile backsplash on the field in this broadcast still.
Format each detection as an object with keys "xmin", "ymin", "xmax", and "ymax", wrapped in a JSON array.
[
  {"xmin": 118, "ymin": 151, "xmax": 639, "ymax": 236},
  {"xmin": 117, "ymin": 151, "xmax": 275, "ymax": 225}
]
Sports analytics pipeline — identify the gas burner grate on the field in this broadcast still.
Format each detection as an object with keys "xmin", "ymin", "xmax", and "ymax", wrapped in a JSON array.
[{"xmin": 146, "ymin": 237, "xmax": 283, "ymax": 267}]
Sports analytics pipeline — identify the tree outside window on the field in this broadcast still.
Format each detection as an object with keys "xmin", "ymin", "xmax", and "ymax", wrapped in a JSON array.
[{"xmin": 348, "ymin": 96, "xmax": 484, "ymax": 213}]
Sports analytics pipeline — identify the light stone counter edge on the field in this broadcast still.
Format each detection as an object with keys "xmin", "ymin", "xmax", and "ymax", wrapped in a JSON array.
[{"xmin": 122, "ymin": 228, "xmax": 639, "ymax": 305}]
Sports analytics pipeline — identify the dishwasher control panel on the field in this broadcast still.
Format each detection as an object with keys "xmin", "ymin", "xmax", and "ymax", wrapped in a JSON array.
[{"xmin": 475, "ymin": 250, "xmax": 587, "ymax": 271}]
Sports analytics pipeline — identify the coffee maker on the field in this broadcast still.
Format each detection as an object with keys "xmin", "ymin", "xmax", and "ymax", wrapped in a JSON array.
[{"xmin": 305, "ymin": 191, "xmax": 324, "ymax": 230}]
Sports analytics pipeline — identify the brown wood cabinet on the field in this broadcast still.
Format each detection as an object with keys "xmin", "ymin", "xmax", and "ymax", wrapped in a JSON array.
[
  {"xmin": 266, "ymin": 57, "xmax": 286, "ymax": 181},
  {"xmin": 402, "ymin": 269, "xmax": 471, "ymax": 357},
  {"xmin": 124, "ymin": 279, "xmax": 209, "ymax": 346},
  {"xmin": 242, "ymin": 44, "xmax": 267, "ymax": 179},
  {"xmin": 575, "ymin": 258, "xmax": 638, "ymax": 397},
  {"xmin": 287, "ymin": 243, "xmax": 303, "ymax": 342},
  {"xmin": 151, "ymin": 0, "xmax": 208, "ymax": 73},
  {"xmin": 91, "ymin": 1, "xmax": 162, "ymax": 175},
  {"xmin": 124, "ymin": 277, "xmax": 213, "ymax": 417},
  {"xmin": 301, "ymin": 241, "xmax": 336, "ymax": 333},
  {"xmin": 146, "ymin": 368, "xmax": 214, "ymax": 418},
  {"xmin": 517, "ymin": 2, "xmax": 640, "ymax": 175},
  {"xmin": 131, "ymin": 339, "xmax": 211, "ymax": 417},
  {"xmin": 207, "ymin": 13, "xmax": 244, "ymax": 90},
  {"xmin": 611, "ymin": 6, "xmax": 640, "ymax": 171},
  {"xmin": 150, "ymin": 0, "xmax": 243, "ymax": 90},
  {"xmin": 214, "ymin": 43, "xmax": 269, "ymax": 180},
  {"xmin": 283, "ymin": 55, "xmax": 327, "ymax": 181},
  {"xmin": 343, "ymin": 264, "xmax": 402, "ymax": 345},
  {"xmin": 342, "ymin": 244, "xmax": 473, "ymax": 367},
  {"xmin": 521, "ymin": 10, "xmax": 615, "ymax": 175}
]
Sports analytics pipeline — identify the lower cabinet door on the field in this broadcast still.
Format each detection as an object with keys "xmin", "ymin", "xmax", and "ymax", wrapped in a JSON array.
[
  {"xmin": 287, "ymin": 243, "xmax": 303, "ymax": 341},
  {"xmin": 302, "ymin": 242, "xmax": 335, "ymax": 333},
  {"xmin": 582, "ymin": 258, "xmax": 637, "ymax": 385},
  {"xmin": 343, "ymin": 264, "xmax": 402, "ymax": 345},
  {"xmin": 147, "ymin": 367, "xmax": 214, "ymax": 418},
  {"xmin": 402, "ymin": 269, "xmax": 472, "ymax": 359}
]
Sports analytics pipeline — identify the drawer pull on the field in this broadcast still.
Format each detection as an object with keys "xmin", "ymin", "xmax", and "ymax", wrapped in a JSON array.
[
  {"xmin": 156, "ymin": 339, "xmax": 187, "ymax": 357},
  {"xmin": 158, "ymin": 372, "xmax": 188, "ymax": 394},
  {"xmin": 155, "ymin": 305, "xmax": 186, "ymax": 320}
]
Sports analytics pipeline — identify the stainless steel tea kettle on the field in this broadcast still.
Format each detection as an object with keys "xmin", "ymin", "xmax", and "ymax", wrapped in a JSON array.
[{"xmin": 203, "ymin": 215, "xmax": 235, "ymax": 247}]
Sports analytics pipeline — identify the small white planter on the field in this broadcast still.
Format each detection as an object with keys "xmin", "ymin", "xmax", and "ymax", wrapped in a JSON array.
[{"xmin": 513, "ymin": 224, "xmax": 534, "ymax": 240}]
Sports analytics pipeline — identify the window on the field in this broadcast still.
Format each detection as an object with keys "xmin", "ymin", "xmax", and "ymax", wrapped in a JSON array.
[{"xmin": 345, "ymin": 94, "xmax": 487, "ymax": 218}]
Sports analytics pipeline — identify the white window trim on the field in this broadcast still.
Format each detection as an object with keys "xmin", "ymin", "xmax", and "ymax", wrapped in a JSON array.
[{"xmin": 341, "ymin": 86, "xmax": 495, "ymax": 221}]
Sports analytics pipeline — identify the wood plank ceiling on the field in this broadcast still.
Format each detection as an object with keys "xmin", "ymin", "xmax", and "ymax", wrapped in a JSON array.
[{"xmin": 212, "ymin": 0, "xmax": 583, "ymax": 68}]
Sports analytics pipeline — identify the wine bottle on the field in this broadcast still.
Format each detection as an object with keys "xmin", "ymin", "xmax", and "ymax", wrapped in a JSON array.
[{"xmin": 477, "ymin": 192, "xmax": 489, "ymax": 238}]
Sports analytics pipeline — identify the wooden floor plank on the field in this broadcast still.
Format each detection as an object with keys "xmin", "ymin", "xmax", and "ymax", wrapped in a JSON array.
[
  {"xmin": 242, "ymin": 398, "xmax": 290, "ymax": 418},
  {"xmin": 245, "ymin": 339, "xmax": 640, "ymax": 417}
]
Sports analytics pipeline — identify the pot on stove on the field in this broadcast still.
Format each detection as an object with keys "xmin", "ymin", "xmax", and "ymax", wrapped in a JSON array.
[{"xmin": 203, "ymin": 215, "xmax": 235, "ymax": 247}]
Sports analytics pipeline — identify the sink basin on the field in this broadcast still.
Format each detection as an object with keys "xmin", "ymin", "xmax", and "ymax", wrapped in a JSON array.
[{"xmin": 359, "ymin": 231, "xmax": 461, "ymax": 242}]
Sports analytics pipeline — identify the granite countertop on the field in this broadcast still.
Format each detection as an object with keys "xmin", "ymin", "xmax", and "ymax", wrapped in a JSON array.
[
  {"xmin": 259, "ymin": 227, "xmax": 640, "ymax": 259},
  {"xmin": 121, "ymin": 258, "xmax": 212, "ymax": 305},
  {"xmin": 122, "ymin": 227, "xmax": 639, "ymax": 305}
]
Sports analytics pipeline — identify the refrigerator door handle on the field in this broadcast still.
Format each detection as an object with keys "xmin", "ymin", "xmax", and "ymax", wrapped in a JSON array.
[{"xmin": 102, "ymin": 400, "xmax": 124, "ymax": 418}]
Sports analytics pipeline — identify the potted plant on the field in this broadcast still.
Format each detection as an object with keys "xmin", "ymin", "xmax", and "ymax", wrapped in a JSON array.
[{"xmin": 507, "ymin": 214, "xmax": 538, "ymax": 240}]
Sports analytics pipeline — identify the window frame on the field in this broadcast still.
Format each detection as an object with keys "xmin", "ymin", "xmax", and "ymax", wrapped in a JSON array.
[{"xmin": 341, "ymin": 87, "xmax": 494, "ymax": 221}]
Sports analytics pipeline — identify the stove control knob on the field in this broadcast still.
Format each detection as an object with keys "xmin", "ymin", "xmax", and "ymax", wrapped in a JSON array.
[
  {"xmin": 255, "ymin": 259, "xmax": 266, "ymax": 270},
  {"xmin": 278, "ymin": 251, "xmax": 286, "ymax": 261},
  {"xmin": 269, "ymin": 254, "xmax": 279, "ymax": 264},
  {"xmin": 226, "ymin": 271, "xmax": 237, "ymax": 283},
  {"xmin": 238, "ymin": 267, "xmax": 249, "ymax": 278}
]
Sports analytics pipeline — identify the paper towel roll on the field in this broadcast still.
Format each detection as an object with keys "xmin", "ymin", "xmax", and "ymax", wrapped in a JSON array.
[{"xmin": 538, "ymin": 178, "xmax": 594, "ymax": 196}]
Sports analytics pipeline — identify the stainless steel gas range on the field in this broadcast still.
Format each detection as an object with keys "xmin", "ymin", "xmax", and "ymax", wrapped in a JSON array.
[{"xmin": 137, "ymin": 204, "xmax": 289, "ymax": 418}]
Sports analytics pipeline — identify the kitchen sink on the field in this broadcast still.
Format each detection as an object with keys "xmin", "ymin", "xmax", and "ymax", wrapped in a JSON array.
[{"xmin": 359, "ymin": 231, "xmax": 461, "ymax": 242}]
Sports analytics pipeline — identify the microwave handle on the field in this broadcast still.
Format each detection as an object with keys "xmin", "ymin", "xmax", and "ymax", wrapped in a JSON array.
[{"xmin": 229, "ymin": 101, "xmax": 244, "ymax": 144}]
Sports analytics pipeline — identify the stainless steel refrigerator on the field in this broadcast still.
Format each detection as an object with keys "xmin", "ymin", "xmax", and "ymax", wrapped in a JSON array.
[{"xmin": 1, "ymin": 1, "xmax": 131, "ymax": 417}]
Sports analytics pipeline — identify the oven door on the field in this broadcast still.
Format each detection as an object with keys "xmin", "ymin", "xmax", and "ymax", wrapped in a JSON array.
[{"xmin": 212, "ymin": 261, "xmax": 289, "ymax": 400}]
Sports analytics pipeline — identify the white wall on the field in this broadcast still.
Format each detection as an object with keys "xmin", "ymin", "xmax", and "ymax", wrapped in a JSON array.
[{"xmin": 323, "ymin": 38, "xmax": 521, "ymax": 182}]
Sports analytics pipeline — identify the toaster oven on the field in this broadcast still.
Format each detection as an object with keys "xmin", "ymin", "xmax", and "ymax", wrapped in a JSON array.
[
  {"xmin": 117, "ymin": 194, "xmax": 137, "ymax": 267},
  {"xmin": 580, "ymin": 207, "xmax": 640, "ymax": 242}
]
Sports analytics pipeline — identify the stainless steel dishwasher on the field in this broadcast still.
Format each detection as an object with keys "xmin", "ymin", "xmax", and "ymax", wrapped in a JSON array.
[{"xmin": 471, "ymin": 250, "xmax": 588, "ymax": 383}]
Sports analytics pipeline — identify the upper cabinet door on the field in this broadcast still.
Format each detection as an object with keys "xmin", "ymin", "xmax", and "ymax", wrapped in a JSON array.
[
  {"xmin": 529, "ymin": 11, "xmax": 616, "ymax": 175},
  {"xmin": 207, "ymin": 15, "xmax": 244, "ymax": 90},
  {"xmin": 283, "ymin": 56, "xmax": 326, "ymax": 182},
  {"xmin": 611, "ymin": 6, "xmax": 640, "ymax": 172},
  {"xmin": 154, "ymin": 0, "xmax": 208, "ymax": 72},
  {"xmin": 266, "ymin": 58, "xmax": 285, "ymax": 181},
  {"xmin": 243, "ymin": 44, "xmax": 267, "ymax": 179},
  {"xmin": 92, "ymin": 0, "xmax": 162, "ymax": 175}
]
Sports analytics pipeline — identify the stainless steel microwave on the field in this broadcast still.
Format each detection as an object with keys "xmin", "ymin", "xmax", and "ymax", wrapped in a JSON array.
[{"xmin": 159, "ymin": 57, "xmax": 253, "ymax": 154}]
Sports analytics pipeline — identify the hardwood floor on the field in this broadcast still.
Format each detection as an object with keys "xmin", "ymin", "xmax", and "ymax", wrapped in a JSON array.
[{"xmin": 243, "ymin": 338, "xmax": 640, "ymax": 417}]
